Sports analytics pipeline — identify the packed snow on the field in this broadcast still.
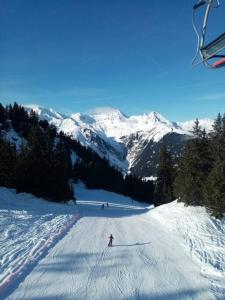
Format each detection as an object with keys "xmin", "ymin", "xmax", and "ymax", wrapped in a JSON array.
[
  {"xmin": 0, "ymin": 188, "xmax": 79, "ymax": 298},
  {"xmin": 1, "ymin": 183, "xmax": 224, "ymax": 299},
  {"xmin": 143, "ymin": 176, "xmax": 157, "ymax": 182},
  {"xmin": 151, "ymin": 201, "xmax": 225, "ymax": 299}
]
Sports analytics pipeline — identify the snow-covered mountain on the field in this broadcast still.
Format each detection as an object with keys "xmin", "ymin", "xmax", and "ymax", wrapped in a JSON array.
[
  {"xmin": 25, "ymin": 105, "xmax": 213, "ymax": 176},
  {"xmin": 178, "ymin": 118, "xmax": 214, "ymax": 133}
]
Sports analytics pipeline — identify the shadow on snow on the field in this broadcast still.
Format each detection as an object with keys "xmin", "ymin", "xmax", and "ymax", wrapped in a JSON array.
[{"xmin": 13, "ymin": 287, "xmax": 210, "ymax": 300}]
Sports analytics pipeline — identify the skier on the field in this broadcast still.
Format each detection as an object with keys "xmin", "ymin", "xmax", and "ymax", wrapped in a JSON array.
[
  {"xmin": 72, "ymin": 196, "xmax": 76, "ymax": 205},
  {"xmin": 108, "ymin": 234, "xmax": 114, "ymax": 247},
  {"xmin": 101, "ymin": 204, "xmax": 104, "ymax": 209},
  {"xmin": 106, "ymin": 202, "xmax": 109, "ymax": 207}
]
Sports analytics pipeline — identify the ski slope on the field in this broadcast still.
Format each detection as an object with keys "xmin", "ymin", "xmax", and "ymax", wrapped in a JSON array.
[{"xmin": 1, "ymin": 184, "xmax": 224, "ymax": 300}]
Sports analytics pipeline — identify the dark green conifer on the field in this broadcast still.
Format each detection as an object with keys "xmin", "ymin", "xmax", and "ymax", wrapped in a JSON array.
[
  {"xmin": 154, "ymin": 145, "xmax": 174, "ymax": 206},
  {"xmin": 204, "ymin": 113, "xmax": 225, "ymax": 217},
  {"xmin": 174, "ymin": 122, "xmax": 211, "ymax": 206},
  {"xmin": 0, "ymin": 139, "xmax": 16, "ymax": 187}
]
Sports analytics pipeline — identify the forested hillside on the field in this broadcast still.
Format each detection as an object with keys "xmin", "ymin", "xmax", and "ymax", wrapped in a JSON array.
[
  {"xmin": 0, "ymin": 102, "xmax": 154, "ymax": 203},
  {"xmin": 153, "ymin": 114, "xmax": 225, "ymax": 217},
  {"xmin": 175, "ymin": 116, "xmax": 225, "ymax": 217}
]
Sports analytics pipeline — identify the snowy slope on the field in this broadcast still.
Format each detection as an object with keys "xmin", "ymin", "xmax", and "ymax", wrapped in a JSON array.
[
  {"xmin": 1, "ymin": 128, "xmax": 25, "ymax": 151},
  {"xmin": 1, "ymin": 184, "xmax": 224, "ymax": 299},
  {"xmin": 179, "ymin": 119, "xmax": 214, "ymax": 133},
  {"xmin": 150, "ymin": 201, "xmax": 225, "ymax": 299},
  {"xmin": 0, "ymin": 187, "xmax": 79, "ymax": 298}
]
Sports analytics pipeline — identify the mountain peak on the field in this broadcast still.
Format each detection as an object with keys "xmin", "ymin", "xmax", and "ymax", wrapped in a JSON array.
[
  {"xmin": 24, "ymin": 104, "xmax": 65, "ymax": 121},
  {"xmin": 144, "ymin": 111, "xmax": 171, "ymax": 125},
  {"xmin": 24, "ymin": 104, "xmax": 43, "ymax": 113},
  {"xmin": 89, "ymin": 107, "xmax": 127, "ymax": 118}
]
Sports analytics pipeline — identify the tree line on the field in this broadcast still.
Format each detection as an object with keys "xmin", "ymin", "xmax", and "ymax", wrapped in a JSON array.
[
  {"xmin": 1, "ymin": 102, "xmax": 224, "ymax": 215},
  {"xmin": 0, "ymin": 102, "xmax": 154, "ymax": 203},
  {"xmin": 154, "ymin": 113, "xmax": 225, "ymax": 218},
  {"xmin": 0, "ymin": 102, "xmax": 73, "ymax": 201}
]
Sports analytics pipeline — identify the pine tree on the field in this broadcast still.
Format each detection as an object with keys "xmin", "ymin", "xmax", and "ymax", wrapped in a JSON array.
[
  {"xmin": 174, "ymin": 142, "xmax": 202, "ymax": 205},
  {"xmin": 15, "ymin": 127, "xmax": 74, "ymax": 201},
  {"xmin": 203, "ymin": 113, "xmax": 225, "ymax": 217},
  {"xmin": 192, "ymin": 118, "xmax": 201, "ymax": 138},
  {"xmin": 29, "ymin": 109, "xmax": 38, "ymax": 127},
  {"xmin": 0, "ymin": 103, "xmax": 6, "ymax": 128},
  {"xmin": 212, "ymin": 113, "xmax": 222, "ymax": 136},
  {"xmin": 15, "ymin": 127, "xmax": 46, "ymax": 196},
  {"xmin": 50, "ymin": 137, "xmax": 73, "ymax": 200},
  {"xmin": 174, "ymin": 123, "xmax": 211, "ymax": 206},
  {"xmin": 154, "ymin": 145, "xmax": 174, "ymax": 206},
  {"xmin": 204, "ymin": 159, "xmax": 225, "ymax": 218},
  {"xmin": 0, "ymin": 139, "xmax": 16, "ymax": 187}
]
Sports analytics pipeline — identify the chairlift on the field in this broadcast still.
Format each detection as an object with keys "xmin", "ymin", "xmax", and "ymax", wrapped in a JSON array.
[{"xmin": 192, "ymin": 0, "xmax": 225, "ymax": 68}]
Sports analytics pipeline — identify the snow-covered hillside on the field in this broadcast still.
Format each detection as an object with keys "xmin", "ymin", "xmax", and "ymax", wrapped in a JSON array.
[
  {"xmin": 1, "ymin": 184, "xmax": 224, "ymax": 299},
  {"xmin": 178, "ymin": 119, "xmax": 214, "ymax": 133},
  {"xmin": 24, "ymin": 105, "xmax": 213, "ymax": 175},
  {"xmin": 1, "ymin": 128, "xmax": 25, "ymax": 151},
  {"xmin": 0, "ymin": 188, "xmax": 79, "ymax": 298},
  {"xmin": 151, "ymin": 201, "xmax": 225, "ymax": 299}
]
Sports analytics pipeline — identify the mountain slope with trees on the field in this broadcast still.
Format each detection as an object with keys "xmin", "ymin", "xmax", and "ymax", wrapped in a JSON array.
[
  {"xmin": 24, "ymin": 104, "xmax": 213, "ymax": 177},
  {"xmin": 0, "ymin": 102, "xmax": 154, "ymax": 203},
  {"xmin": 154, "ymin": 114, "xmax": 225, "ymax": 217},
  {"xmin": 172, "ymin": 116, "xmax": 225, "ymax": 217}
]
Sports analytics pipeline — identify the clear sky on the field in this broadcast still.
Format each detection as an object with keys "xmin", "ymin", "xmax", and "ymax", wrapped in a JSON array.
[{"xmin": 0, "ymin": 0, "xmax": 225, "ymax": 121}]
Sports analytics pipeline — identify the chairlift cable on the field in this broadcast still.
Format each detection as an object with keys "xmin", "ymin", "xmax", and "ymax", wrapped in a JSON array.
[{"xmin": 192, "ymin": 8, "xmax": 201, "ymax": 66}]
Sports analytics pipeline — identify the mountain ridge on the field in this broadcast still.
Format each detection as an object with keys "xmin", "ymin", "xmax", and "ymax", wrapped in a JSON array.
[{"xmin": 24, "ymin": 104, "xmax": 213, "ymax": 176}]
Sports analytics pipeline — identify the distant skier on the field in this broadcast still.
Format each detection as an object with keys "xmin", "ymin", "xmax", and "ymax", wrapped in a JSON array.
[
  {"xmin": 72, "ymin": 196, "xmax": 76, "ymax": 205},
  {"xmin": 106, "ymin": 202, "xmax": 109, "ymax": 207},
  {"xmin": 108, "ymin": 234, "xmax": 114, "ymax": 247},
  {"xmin": 101, "ymin": 204, "xmax": 104, "ymax": 210}
]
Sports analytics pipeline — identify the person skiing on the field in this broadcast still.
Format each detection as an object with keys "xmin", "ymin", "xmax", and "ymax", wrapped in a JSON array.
[{"xmin": 108, "ymin": 234, "xmax": 114, "ymax": 247}]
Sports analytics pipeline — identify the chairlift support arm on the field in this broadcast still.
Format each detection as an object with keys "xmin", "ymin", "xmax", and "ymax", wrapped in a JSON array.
[{"xmin": 193, "ymin": 0, "xmax": 225, "ymax": 68}]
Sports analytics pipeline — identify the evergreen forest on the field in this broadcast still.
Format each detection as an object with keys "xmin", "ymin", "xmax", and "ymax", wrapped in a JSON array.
[
  {"xmin": 0, "ymin": 102, "xmax": 154, "ymax": 203},
  {"xmin": 154, "ymin": 115, "xmax": 225, "ymax": 218}
]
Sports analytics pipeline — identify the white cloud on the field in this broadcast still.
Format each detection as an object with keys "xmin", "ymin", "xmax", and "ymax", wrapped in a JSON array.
[
  {"xmin": 87, "ymin": 107, "xmax": 119, "ymax": 115},
  {"xmin": 201, "ymin": 93, "xmax": 225, "ymax": 100}
]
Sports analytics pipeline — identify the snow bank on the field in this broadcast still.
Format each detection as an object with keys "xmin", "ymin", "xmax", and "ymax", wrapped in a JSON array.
[
  {"xmin": 2, "ymin": 128, "xmax": 25, "ymax": 151},
  {"xmin": 0, "ymin": 187, "xmax": 79, "ymax": 295},
  {"xmin": 150, "ymin": 201, "xmax": 225, "ymax": 297}
]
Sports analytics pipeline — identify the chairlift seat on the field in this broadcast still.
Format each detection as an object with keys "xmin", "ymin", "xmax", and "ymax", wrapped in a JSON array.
[
  {"xmin": 201, "ymin": 32, "xmax": 225, "ymax": 59},
  {"xmin": 212, "ymin": 57, "xmax": 225, "ymax": 68}
]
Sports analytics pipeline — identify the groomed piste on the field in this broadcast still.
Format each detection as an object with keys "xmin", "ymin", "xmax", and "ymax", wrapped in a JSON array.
[{"xmin": 0, "ymin": 183, "xmax": 224, "ymax": 300}]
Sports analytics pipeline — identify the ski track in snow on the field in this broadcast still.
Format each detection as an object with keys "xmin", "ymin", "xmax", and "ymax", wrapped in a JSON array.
[
  {"xmin": 150, "ymin": 202, "xmax": 225, "ymax": 299},
  {"xmin": 0, "ymin": 188, "xmax": 80, "ymax": 299},
  {"xmin": 0, "ymin": 184, "xmax": 224, "ymax": 299}
]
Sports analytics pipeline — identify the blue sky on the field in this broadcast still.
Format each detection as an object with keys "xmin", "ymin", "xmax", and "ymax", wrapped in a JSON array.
[{"xmin": 0, "ymin": 0, "xmax": 225, "ymax": 121}]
